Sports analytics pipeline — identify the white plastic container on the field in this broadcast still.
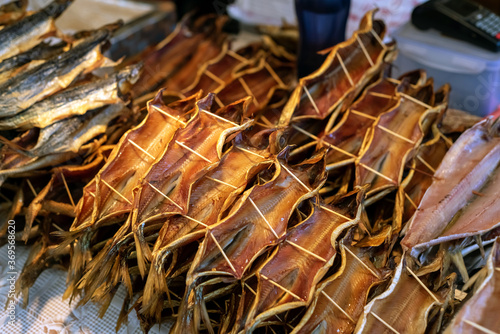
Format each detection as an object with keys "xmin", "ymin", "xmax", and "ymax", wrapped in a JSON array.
[{"xmin": 392, "ymin": 23, "xmax": 500, "ymax": 116}]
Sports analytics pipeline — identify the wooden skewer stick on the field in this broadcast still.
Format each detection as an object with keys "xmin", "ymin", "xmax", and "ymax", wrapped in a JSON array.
[
  {"xmin": 318, "ymin": 204, "xmax": 351, "ymax": 221},
  {"xmin": 303, "ymin": 85, "xmax": 321, "ymax": 115},
  {"xmin": 463, "ymin": 320, "xmax": 498, "ymax": 334},
  {"xmin": 438, "ymin": 130, "xmax": 454, "ymax": 147},
  {"xmin": 214, "ymin": 95, "xmax": 225, "ymax": 108},
  {"xmin": 259, "ymin": 115, "xmax": 274, "ymax": 128},
  {"xmin": 406, "ymin": 165, "xmax": 436, "ymax": 179},
  {"xmin": 128, "ymin": 139, "xmax": 155, "ymax": 160},
  {"xmin": 238, "ymin": 77, "xmax": 259, "ymax": 107},
  {"xmin": 264, "ymin": 61, "xmax": 287, "ymax": 88},
  {"xmin": 357, "ymin": 163, "xmax": 397, "ymax": 184},
  {"xmin": 26, "ymin": 179, "xmax": 38, "ymax": 197},
  {"xmin": 175, "ymin": 140, "xmax": 213, "ymax": 163},
  {"xmin": 147, "ymin": 182, "xmax": 183, "ymax": 211},
  {"xmin": 260, "ymin": 274, "xmax": 303, "ymax": 301},
  {"xmin": 404, "ymin": 192, "xmax": 419, "ymax": 210},
  {"xmin": 367, "ymin": 91, "xmax": 397, "ymax": 99},
  {"xmin": 350, "ymin": 109, "xmax": 377, "ymax": 120},
  {"xmin": 255, "ymin": 121, "xmax": 271, "ymax": 128},
  {"xmin": 60, "ymin": 171, "xmax": 75, "ymax": 207},
  {"xmin": 472, "ymin": 190, "xmax": 485, "ymax": 197},
  {"xmin": 286, "ymin": 240, "xmax": 327, "ymax": 262},
  {"xmin": 406, "ymin": 267, "xmax": 441, "ymax": 304},
  {"xmin": 280, "ymin": 163, "xmax": 311, "ymax": 192},
  {"xmin": 377, "ymin": 125, "xmax": 415, "ymax": 144},
  {"xmin": 227, "ymin": 49, "xmax": 249, "ymax": 63},
  {"xmin": 88, "ymin": 191, "xmax": 96, "ymax": 198},
  {"xmin": 236, "ymin": 146, "xmax": 266, "ymax": 159},
  {"xmin": 343, "ymin": 246, "xmax": 380, "ymax": 279},
  {"xmin": 182, "ymin": 215, "xmax": 209, "ymax": 228},
  {"xmin": 0, "ymin": 191, "xmax": 11, "ymax": 203},
  {"xmin": 101, "ymin": 179, "xmax": 132, "ymax": 205},
  {"xmin": 321, "ymin": 291, "xmax": 355, "ymax": 323},
  {"xmin": 416, "ymin": 155, "xmax": 436, "ymax": 173},
  {"xmin": 205, "ymin": 176, "xmax": 238, "ymax": 189},
  {"xmin": 274, "ymin": 314, "xmax": 284, "ymax": 323},
  {"xmin": 200, "ymin": 109, "xmax": 239, "ymax": 127},
  {"xmin": 370, "ymin": 29, "xmax": 387, "ymax": 50},
  {"xmin": 52, "ymin": 223, "xmax": 64, "ymax": 232},
  {"xmin": 248, "ymin": 197, "xmax": 279, "ymax": 239},
  {"xmin": 386, "ymin": 77, "xmax": 402, "ymax": 85},
  {"xmin": 209, "ymin": 231, "xmax": 237, "ymax": 275},
  {"xmin": 370, "ymin": 312, "xmax": 400, "ymax": 334},
  {"xmin": 150, "ymin": 105, "xmax": 186, "ymax": 126},
  {"xmin": 400, "ymin": 92, "xmax": 433, "ymax": 109},
  {"xmin": 245, "ymin": 283, "xmax": 257, "ymax": 296},
  {"xmin": 204, "ymin": 69, "xmax": 226, "ymax": 85},
  {"xmin": 356, "ymin": 35, "xmax": 374, "ymax": 67},
  {"xmin": 495, "ymin": 267, "xmax": 500, "ymax": 273},
  {"xmin": 292, "ymin": 124, "xmax": 357, "ymax": 158},
  {"xmin": 337, "ymin": 53, "xmax": 354, "ymax": 86}
]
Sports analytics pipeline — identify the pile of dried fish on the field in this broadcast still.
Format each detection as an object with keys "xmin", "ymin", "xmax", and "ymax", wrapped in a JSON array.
[
  {"xmin": 0, "ymin": 0, "xmax": 141, "ymax": 293},
  {"xmin": 1, "ymin": 6, "xmax": 499, "ymax": 334}
]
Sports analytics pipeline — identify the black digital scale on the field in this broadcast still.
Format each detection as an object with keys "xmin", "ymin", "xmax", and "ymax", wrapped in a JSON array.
[{"xmin": 412, "ymin": 0, "xmax": 500, "ymax": 52}]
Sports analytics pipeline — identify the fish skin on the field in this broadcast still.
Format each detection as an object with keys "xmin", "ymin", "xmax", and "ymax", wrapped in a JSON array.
[
  {"xmin": 28, "ymin": 103, "xmax": 126, "ymax": 157},
  {"xmin": 0, "ymin": 64, "xmax": 141, "ymax": 130},
  {"xmin": 141, "ymin": 142, "xmax": 273, "ymax": 320},
  {"xmin": 293, "ymin": 242, "xmax": 388, "ymax": 334},
  {"xmin": 174, "ymin": 151, "xmax": 326, "ymax": 334},
  {"xmin": 402, "ymin": 118, "xmax": 500, "ymax": 250},
  {"xmin": 279, "ymin": 11, "xmax": 393, "ymax": 125},
  {"xmin": 0, "ymin": 0, "xmax": 72, "ymax": 61},
  {"xmin": 416, "ymin": 165, "xmax": 500, "ymax": 248},
  {"xmin": 242, "ymin": 193, "xmax": 362, "ymax": 333},
  {"xmin": 354, "ymin": 259, "xmax": 450, "ymax": 334},
  {"xmin": 0, "ymin": 27, "xmax": 109, "ymax": 118},
  {"xmin": 188, "ymin": 151, "xmax": 326, "ymax": 280},
  {"xmin": 322, "ymin": 77, "xmax": 399, "ymax": 169},
  {"xmin": 0, "ymin": 40, "xmax": 67, "ymax": 79},
  {"xmin": 71, "ymin": 92, "xmax": 199, "ymax": 232}
]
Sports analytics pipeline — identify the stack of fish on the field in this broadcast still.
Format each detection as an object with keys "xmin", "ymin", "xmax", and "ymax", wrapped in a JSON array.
[
  {"xmin": 0, "ymin": 0, "xmax": 141, "ymax": 210},
  {"xmin": 0, "ymin": 5, "xmax": 499, "ymax": 334}
]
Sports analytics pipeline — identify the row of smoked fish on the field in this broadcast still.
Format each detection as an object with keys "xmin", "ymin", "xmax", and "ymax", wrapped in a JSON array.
[{"xmin": 0, "ymin": 1, "xmax": 498, "ymax": 333}]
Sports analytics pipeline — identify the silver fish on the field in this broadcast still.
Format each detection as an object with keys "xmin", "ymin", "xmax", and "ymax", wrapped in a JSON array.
[
  {"xmin": 0, "ymin": 40, "xmax": 67, "ymax": 82},
  {"xmin": 0, "ymin": 0, "xmax": 72, "ymax": 61},
  {"xmin": 0, "ymin": 64, "xmax": 141, "ymax": 130},
  {"xmin": 0, "ymin": 27, "xmax": 110, "ymax": 118},
  {"xmin": 29, "ymin": 103, "xmax": 127, "ymax": 156}
]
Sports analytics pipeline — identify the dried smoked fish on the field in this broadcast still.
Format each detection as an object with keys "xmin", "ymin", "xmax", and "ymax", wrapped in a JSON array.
[
  {"xmin": 355, "ymin": 259, "xmax": 452, "ymax": 333},
  {"xmin": 356, "ymin": 82, "xmax": 449, "ymax": 199},
  {"xmin": 279, "ymin": 10, "xmax": 395, "ymax": 125},
  {"xmin": 0, "ymin": 0, "xmax": 71, "ymax": 61},
  {"xmin": 72, "ymin": 92, "xmax": 199, "ymax": 231},
  {"xmin": 402, "ymin": 117, "xmax": 500, "ymax": 251},
  {"xmin": 174, "ymin": 151, "xmax": 326, "ymax": 334},
  {"xmin": 0, "ymin": 25, "xmax": 111, "ymax": 117},
  {"xmin": 131, "ymin": 96, "xmax": 253, "ymax": 274},
  {"xmin": 142, "ymin": 134, "xmax": 276, "ymax": 319},
  {"xmin": 293, "ymin": 239, "xmax": 389, "ymax": 334},
  {"xmin": 0, "ymin": 64, "xmax": 141, "ymax": 130},
  {"xmin": 242, "ymin": 191, "xmax": 362, "ymax": 332}
]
